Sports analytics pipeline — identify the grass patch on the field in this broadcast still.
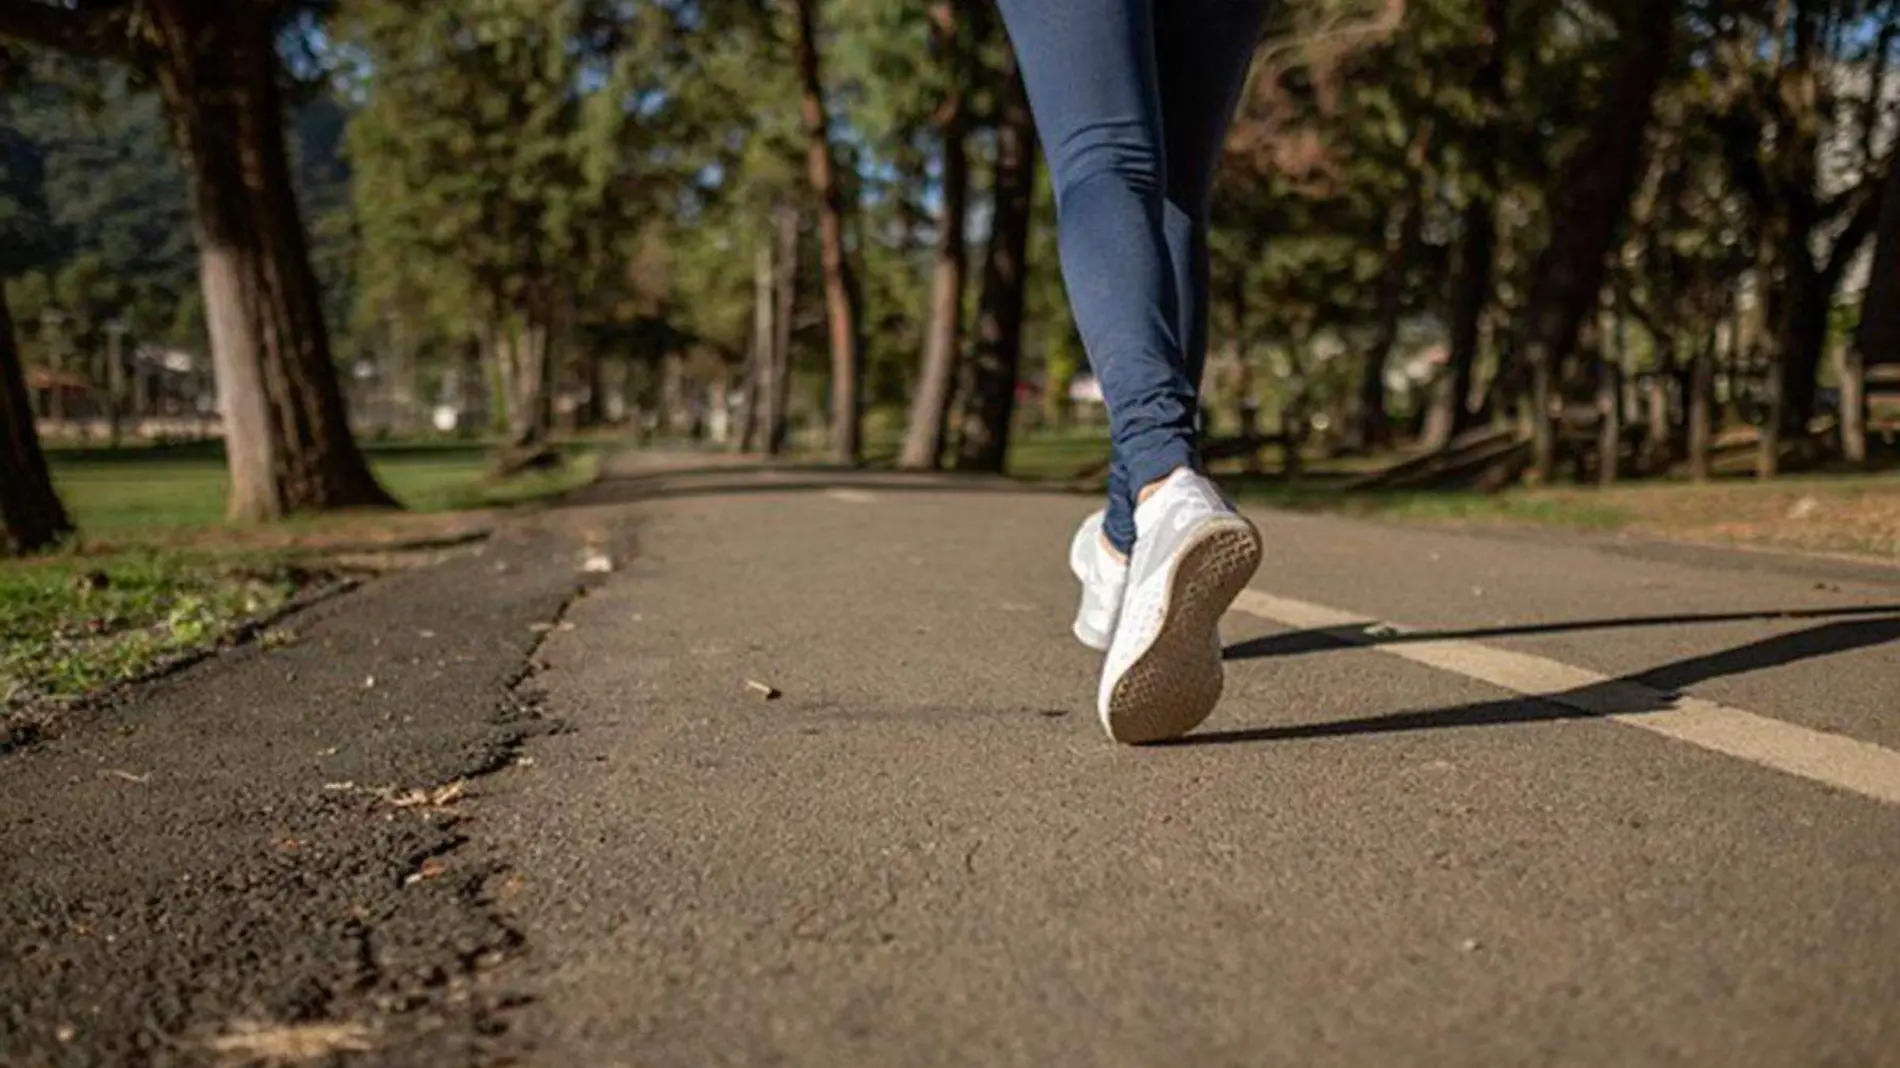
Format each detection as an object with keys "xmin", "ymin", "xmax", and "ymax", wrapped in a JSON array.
[
  {"xmin": 1223, "ymin": 481, "xmax": 1635, "ymax": 531},
  {"xmin": 6, "ymin": 438, "xmax": 604, "ymax": 722},
  {"xmin": 1, "ymin": 551, "xmax": 320, "ymax": 708},
  {"xmin": 1002, "ymin": 429, "xmax": 1116, "ymax": 482},
  {"xmin": 1001, "ymin": 430, "xmax": 1894, "ymax": 558},
  {"xmin": 49, "ymin": 438, "xmax": 600, "ymax": 533}
]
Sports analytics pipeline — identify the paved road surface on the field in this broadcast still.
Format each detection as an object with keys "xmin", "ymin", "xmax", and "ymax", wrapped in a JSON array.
[
  {"xmin": 492, "ymin": 454, "xmax": 1900, "ymax": 1067},
  {"xmin": 5, "ymin": 451, "xmax": 1898, "ymax": 1066}
]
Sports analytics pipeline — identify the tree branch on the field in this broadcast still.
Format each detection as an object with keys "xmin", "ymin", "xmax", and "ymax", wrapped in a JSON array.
[
  {"xmin": 0, "ymin": 1, "xmax": 129, "ymax": 61},
  {"xmin": 1717, "ymin": 109, "xmax": 1774, "ymax": 215},
  {"xmin": 1823, "ymin": 154, "xmax": 1893, "ymax": 284}
]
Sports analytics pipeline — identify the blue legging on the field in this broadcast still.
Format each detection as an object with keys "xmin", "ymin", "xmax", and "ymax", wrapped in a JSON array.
[{"xmin": 996, "ymin": 0, "xmax": 1269, "ymax": 553}]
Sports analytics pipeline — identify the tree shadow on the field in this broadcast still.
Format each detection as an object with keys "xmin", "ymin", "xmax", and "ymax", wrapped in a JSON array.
[
  {"xmin": 1181, "ymin": 613, "xmax": 1900, "ymax": 746},
  {"xmin": 561, "ymin": 462, "xmax": 1089, "ymax": 509},
  {"xmin": 1223, "ymin": 604, "xmax": 1900, "ymax": 662}
]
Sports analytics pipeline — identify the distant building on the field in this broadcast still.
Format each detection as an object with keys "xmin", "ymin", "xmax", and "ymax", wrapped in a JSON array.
[{"xmin": 29, "ymin": 344, "xmax": 217, "ymax": 441}]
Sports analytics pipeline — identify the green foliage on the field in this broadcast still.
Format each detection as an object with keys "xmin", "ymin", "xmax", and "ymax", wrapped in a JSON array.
[
  {"xmin": 0, "ymin": 59, "xmax": 367, "ymax": 368},
  {"xmin": 5, "ymin": 0, "xmax": 1895, "ymax": 468},
  {"xmin": 46, "ymin": 439, "xmax": 599, "ymax": 531},
  {"xmin": 0, "ymin": 551, "xmax": 305, "ymax": 705},
  {"xmin": 0, "ymin": 75, "xmax": 195, "ymax": 353}
]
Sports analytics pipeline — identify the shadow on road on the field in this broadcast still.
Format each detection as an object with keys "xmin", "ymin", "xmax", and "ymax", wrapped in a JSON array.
[
  {"xmin": 1222, "ymin": 603, "xmax": 1900, "ymax": 662},
  {"xmin": 1185, "ymin": 612, "xmax": 1900, "ymax": 745},
  {"xmin": 561, "ymin": 462, "xmax": 1084, "ymax": 509}
]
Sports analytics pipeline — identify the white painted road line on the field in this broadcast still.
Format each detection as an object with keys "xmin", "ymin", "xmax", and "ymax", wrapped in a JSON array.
[
  {"xmin": 824, "ymin": 488, "xmax": 879, "ymax": 504},
  {"xmin": 1230, "ymin": 590, "xmax": 1900, "ymax": 806}
]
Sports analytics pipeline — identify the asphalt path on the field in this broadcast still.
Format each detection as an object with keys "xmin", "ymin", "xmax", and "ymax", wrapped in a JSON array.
[{"xmin": 6, "ymin": 452, "xmax": 1896, "ymax": 1067}]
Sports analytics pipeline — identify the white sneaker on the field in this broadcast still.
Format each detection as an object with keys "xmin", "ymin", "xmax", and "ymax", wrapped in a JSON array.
[
  {"xmin": 1068, "ymin": 509, "xmax": 1127, "ymax": 652},
  {"xmin": 1098, "ymin": 469, "xmax": 1262, "ymax": 744}
]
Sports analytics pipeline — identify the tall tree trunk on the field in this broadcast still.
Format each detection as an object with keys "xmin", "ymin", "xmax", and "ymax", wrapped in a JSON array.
[
  {"xmin": 1749, "ymin": 2, "xmax": 1888, "ymax": 471},
  {"xmin": 766, "ymin": 204, "xmax": 800, "ymax": 457},
  {"xmin": 1766, "ymin": 262, "xmax": 1830, "ymax": 465},
  {"xmin": 1518, "ymin": 0, "xmax": 1677, "ymax": 482},
  {"xmin": 791, "ymin": 0, "xmax": 865, "ymax": 465},
  {"xmin": 1762, "ymin": 213, "xmax": 1876, "ymax": 473},
  {"xmin": 899, "ymin": 2, "xmax": 972, "ymax": 471},
  {"xmin": 146, "ymin": 1, "xmax": 393, "ymax": 521},
  {"xmin": 708, "ymin": 362, "xmax": 733, "ymax": 445},
  {"xmin": 1354, "ymin": 201, "xmax": 1420, "ymax": 452},
  {"xmin": 1353, "ymin": 331, "xmax": 1392, "ymax": 453},
  {"xmin": 1689, "ymin": 334, "xmax": 1715, "ymax": 482},
  {"xmin": 659, "ymin": 344, "xmax": 688, "ymax": 437},
  {"xmin": 458, "ymin": 334, "xmax": 485, "ymax": 438},
  {"xmin": 1353, "ymin": 124, "xmax": 1432, "ymax": 453},
  {"xmin": 955, "ymin": 56, "xmax": 1037, "ymax": 473},
  {"xmin": 1, "ymin": 288, "xmax": 73, "ymax": 555},
  {"xmin": 1643, "ymin": 352, "xmax": 1676, "ymax": 467},
  {"xmin": 1227, "ymin": 267, "xmax": 1259, "ymax": 444},
  {"xmin": 741, "ymin": 239, "xmax": 774, "ymax": 454},
  {"xmin": 494, "ymin": 316, "xmax": 553, "ymax": 453},
  {"xmin": 580, "ymin": 347, "xmax": 606, "ymax": 430},
  {"xmin": 105, "ymin": 323, "xmax": 126, "ymax": 447},
  {"xmin": 387, "ymin": 313, "xmax": 417, "ymax": 434},
  {"xmin": 1597, "ymin": 356, "xmax": 1622, "ymax": 486},
  {"xmin": 1847, "ymin": 150, "xmax": 1900, "ymax": 463},
  {"xmin": 1424, "ymin": 209, "xmax": 1494, "ymax": 451},
  {"xmin": 1424, "ymin": 0, "xmax": 1505, "ymax": 451}
]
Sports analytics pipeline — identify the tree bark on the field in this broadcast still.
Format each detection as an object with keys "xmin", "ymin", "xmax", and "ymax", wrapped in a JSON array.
[
  {"xmin": 105, "ymin": 324, "xmax": 127, "ymax": 447},
  {"xmin": 766, "ymin": 204, "xmax": 800, "ymax": 456},
  {"xmin": 899, "ymin": 1, "xmax": 972, "ymax": 471},
  {"xmin": 708, "ymin": 362, "xmax": 733, "ymax": 445},
  {"xmin": 493, "ymin": 317, "xmax": 553, "ymax": 453},
  {"xmin": 1834, "ymin": 341, "xmax": 1864, "ymax": 461},
  {"xmin": 1643, "ymin": 375, "xmax": 1670, "ymax": 468},
  {"xmin": 1735, "ymin": 1, "xmax": 1889, "ymax": 469},
  {"xmin": 457, "ymin": 334, "xmax": 485, "ymax": 437},
  {"xmin": 955, "ymin": 55, "xmax": 1037, "ymax": 473},
  {"xmin": 145, "ymin": 0, "xmax": 393, "ymax": 521},
  {"xmin": 1, "ymin": 287, "xmax": 73, "ymax": 555},
  {"xmin": 1352, "ymin": 120, "xmax": 1432, "ymax": 453},
  {"xmin": 1354, "ymin": 197, "xmax": 1422, "ymax": 453},
  {"xmin": 1424, "ymin": 207, "xmax": 1493, "ymax": 451},
  {"xmin": 1517, "ymin": 0, "xmax": 1676, "ymax": 483},
  {"xmin": 1847, "ymin": 150, "xmax": 1900, "ymax": 463},
  {"xmin": 1424, "ymin": 1, "xmax": 1505, "ymax": 451},
  {"xmin": 741, "ymin": 239, "xmax": 774, "ymax": 454},
  {"xmin": 1597, "ymin": 357, "xmax": 1622, "ymax": 486},
  {"xmin": 1767, "ymin": 261, "xmax": 1832, "ymax": 454},
  {"xmin": 387, "ymin": 313, "xmax": 419, "ymax": 435},
  {"xmin": 791, "ymin": 0, "xmax": 865, "ymax": 465},
  {"xmin": 580, "ymin": 346, "xmax": 606, "ymax": 430},
  {"xmin": 1759, "ymin": 196, "xmax": 1875, "ymax": 474},
  {"xmin": 659, "ymin": 344, "xmax": 688, "ymax": 436},
  {"xmin": 1225, "ymin": 267, "xmax": 1261, "ymax": 457},
  {"xmin": 1689, "ymin": 337, "xmax": 1715, "ymax": 482}
]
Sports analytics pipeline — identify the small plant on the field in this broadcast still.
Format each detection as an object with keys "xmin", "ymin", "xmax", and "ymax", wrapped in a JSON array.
[
  {"xmin": 258, "ymin": 627, "xmax": 299, "ymax": 651},
  {"xmin": 1, "ymin": 553, "xmax": 313, "ymax": 707},
  {"xmin": 165, "ymin": 595, "xmax": 213, "ymax": 645}
]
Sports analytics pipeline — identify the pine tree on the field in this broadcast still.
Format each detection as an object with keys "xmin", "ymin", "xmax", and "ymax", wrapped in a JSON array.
[
  {"xmin": 790, "ymin": 0, "xmax": 866, "ymax": 464},
  {"xmin": 0, "ymin": 1, "xmax": 394, "ymax": 521},
  {"xmin": 0, "ymin": 281, "xmax": 71, "ymax": 555}
]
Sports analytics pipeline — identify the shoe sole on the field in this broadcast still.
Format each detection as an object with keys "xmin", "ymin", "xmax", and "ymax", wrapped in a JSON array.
[{"xmin": 1102, "ymin": 518, "xmax": 1261, "ymax": 745}]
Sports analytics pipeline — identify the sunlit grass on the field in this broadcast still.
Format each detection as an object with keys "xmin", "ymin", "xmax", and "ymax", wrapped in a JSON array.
[
  {"xmin": 6, "ymin": 438, "xmax": 603, "ymax": 713},
  {"xmin": 1004, "ymin": 429, "xmax": 1896, "ymax": 556},
  {"xmin": 1, "ymin": 550, "xmax": 307, "ymax": 706},
  {"xmin": 48, "ymin": 439, "xmax": 600, "ymax": 531}
]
